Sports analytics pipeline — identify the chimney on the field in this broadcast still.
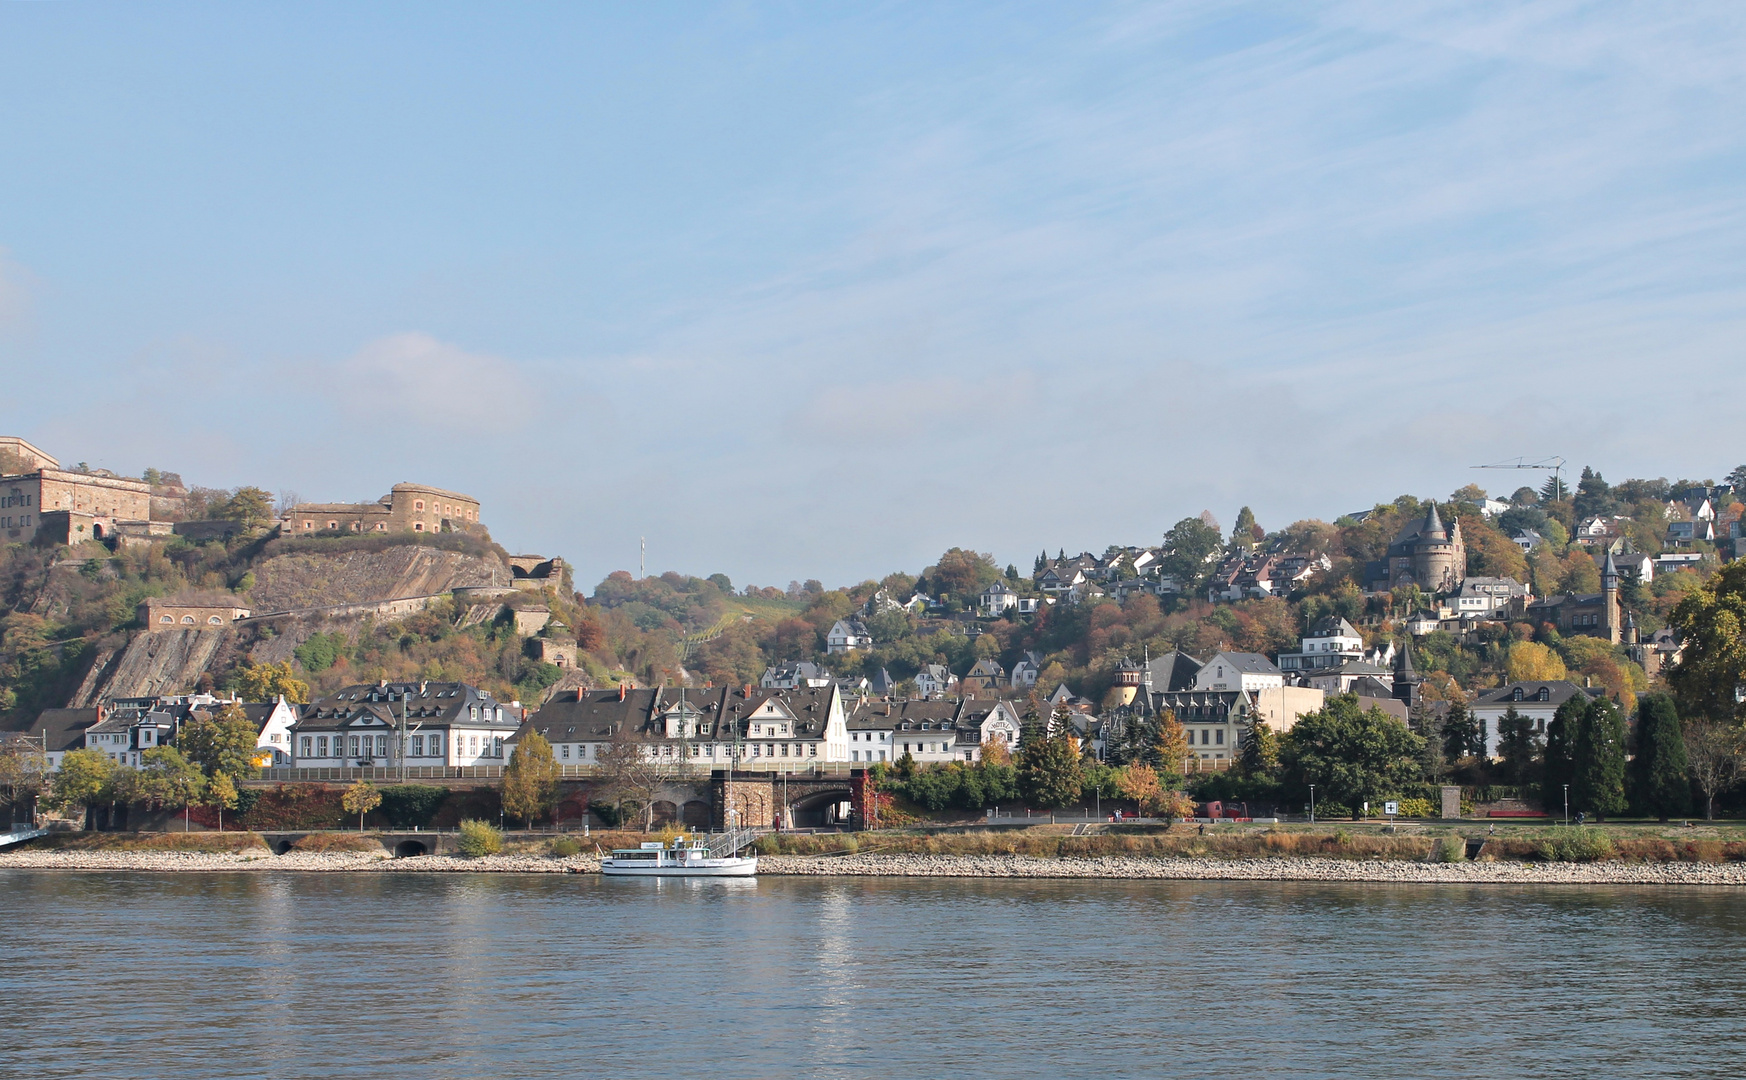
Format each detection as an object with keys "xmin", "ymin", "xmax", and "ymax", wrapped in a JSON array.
[{"xmin": 618, "ymin": 682, "xmax": 627, "ymax": 701}]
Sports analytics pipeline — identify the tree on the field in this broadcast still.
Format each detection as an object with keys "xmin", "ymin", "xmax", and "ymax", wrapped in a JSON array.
[
  {"xmin": 206, "ymin": 773, "xmax": 239, "ymax": 832},
  {"xmin": 1507, "ymin": 642, "xmax": 1568, "ymax": 684},
  {"xmin": 136, "ymin": 747, "xmax": 208, "ymax": 832},
  {"xmin": 1153, "ymin": 710, "xmax": 1191, "ymax": 786},
  {"xmin": 1238, "ymin": 720, "xmax": 1280, "ymax": 777},
  {"xmin": 503, "ymin": 731, "xmax": 560, "ymax": 828},
  {"xmin": 341, "ymin": 780, "xmax": 382, "ymax": 831},
  {"xmin": 45, "ymin": 748, "xmax": 115, "ymax": 824},
  {"xmin": 0, "ymin": 742, "xmax": 48, "ymax": 819},
  {"xmin": 1630, "ymin": 694, "xmax": 1690, "ymax": 821},
  {"xmin": 1441, "ymin": 700, "xmax": 1483, "ymax": 761},
  {"xmin": 1683, "ymin": 720, "xmax": 1744, "ymax": 821},
  {"xmin": 1018, "ymin": 732, "xmax": 1083, "ymax": 810},
  {"xmin": 233, "ymin": 661, "xmax": 311, "ymax": 704},
  {"xmin": 1161, "ymin": 517, "xmax": 1224, "ymax": 595},
  {"xmin": 1570, "ymin": 697, "xmax": 1627, "ymax": 820},
  {"xmin": 179, "ymin": 703, "xmax": 262, "ymax": 781},
  {"xmin": 1280, "ymin": 695, "xmax": 1425, "ymax": 814},
  {"xmin": 1728, "ymin": 464, "xmax": 1746, "ymax": 491},
  {"xmin": 1667, "ymin": 561, "xmax": 1746, "ymax": 725},
  {"xmin": 1541, "ymin": 696, "xmax": 1583, "ymax": 813},
  {"xmin": 1118, "ymin": 763, "xmax": 1170, "ymax": 817},
  {"xmin": 1231, "ymin": 506, "xmax": 1260, "ymax": 549},
  {"xmin": 215, "ymin": 486, "xmax": 276, "ymax": 530},
  {"xmin": 1573, "ymin": 466, "xmax": 1616, "ymax": 519},
  {"xmin": 1495, "ymin": 706, "xmax": 1541, "ymax": 789},
  {"xmin": 595, "ymin": 722, "xmax": 673, "ymax": 831}
]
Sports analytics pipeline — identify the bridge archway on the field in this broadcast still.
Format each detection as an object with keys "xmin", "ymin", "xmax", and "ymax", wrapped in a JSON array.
[
  {"xmin": 788, "ymin": 788, "xmax": 853, "ymax": 828},
  {"xmin": 681, "ymin": 800, "xmax": 710, "ymax": 828},
  {"xmin": 394, "ymin": 840, "xmax": 428, "ymax": 858},
  {"xmin": 650, "ymin": 800, "xmax": 679, "ymax": 826}
]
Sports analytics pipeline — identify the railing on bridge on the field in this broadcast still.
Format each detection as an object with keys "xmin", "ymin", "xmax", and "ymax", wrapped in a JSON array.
[
  {"xmin": 0, "ymin": 826, "xmax": 48, "ymax": 848},
  {"xmin": 253, "ymin": 761, "xmax": 865, "ymax": 783}
]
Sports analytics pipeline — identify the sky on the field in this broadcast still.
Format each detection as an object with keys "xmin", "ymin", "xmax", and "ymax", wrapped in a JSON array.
[{"xmin": 3, "ymin": 2, "xmax": 1744, "ymax": 591}]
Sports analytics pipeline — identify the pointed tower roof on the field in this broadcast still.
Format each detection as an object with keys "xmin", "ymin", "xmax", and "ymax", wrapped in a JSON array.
[
  {"xmin": 1421, "ymin": 501, "xmax": 1446, "ymax": 540},
  {"xmin": 1601, "ymin": 548, "xmax": 1619, "ymax": 580}
]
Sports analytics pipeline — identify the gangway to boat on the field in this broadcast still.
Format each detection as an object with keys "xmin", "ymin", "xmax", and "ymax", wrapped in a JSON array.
[
  {"xmin": 704, "ymin": 828, "xmax": 763, "ymax": 859},
  {"xmin": 0, "ymin": 826, "xmax": 47, "ymax": 849}
]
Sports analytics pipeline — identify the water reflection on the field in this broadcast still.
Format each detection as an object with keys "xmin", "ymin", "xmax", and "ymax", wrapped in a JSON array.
[{"xmin": 1, "ymin": 872, "xmax": 1743, "ymax": 1080}]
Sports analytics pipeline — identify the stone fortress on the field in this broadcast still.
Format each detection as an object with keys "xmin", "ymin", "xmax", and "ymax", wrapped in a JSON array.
[
  {"xmin": 280, "ymin": 483, "xmax": 484, "ymax": 536},
  {"xmin": 1, "ymin": 435, "xmax": 484, "ymax": 546}
]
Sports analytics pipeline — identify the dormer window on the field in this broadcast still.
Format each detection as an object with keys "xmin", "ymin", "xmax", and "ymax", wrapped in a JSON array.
[
  {"xmin": 1537, "ymin": 687, "xmax": 1550, "ymax": 702},
  {"xmin": 1512, "ymin": 687, "xmax": 1524, "ymax": 701}
]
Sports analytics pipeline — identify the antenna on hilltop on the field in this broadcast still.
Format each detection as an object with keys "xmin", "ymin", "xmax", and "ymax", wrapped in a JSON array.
[
  {"xmin": 640, "ymin": 536, "xmax": 646, "ymax": 578},
  {"xmin": 1471, "ymin": 455, "xmax": 1568, "ymax": 502}
]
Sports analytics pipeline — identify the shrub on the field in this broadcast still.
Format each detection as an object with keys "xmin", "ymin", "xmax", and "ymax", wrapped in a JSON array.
[
  {"xmin": 1536, "ymin": 831, "xmax": 1616, "ymax": 862},
  {"xmin": 1392, "ymin": 798, "xmax": 1437, "ymax": 819},
  {"xmin": 589, "ymin": 801, "xmax": 629, "ymax": 827},
  {"xmin": 549, "ymin": 836, "xmax": 582, "ymax": 858},
  {"xmin": 379, "ymin": 785, "xmax": 450, "ymax": 829},
  {"xmin": 457, "ymin": 819, "xmax": 503, "ymax": 857},
  {"xmin": 1434, "ymin": 836, "xmax": 1466, "ymax": 862}
]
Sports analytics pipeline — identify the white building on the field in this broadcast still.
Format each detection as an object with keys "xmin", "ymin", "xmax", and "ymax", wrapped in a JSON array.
[
  {"xmin": 291, "ymin": 681, "xmax": 521, "ymax": 768},
  {"xmin": 1190, "ymin": 652, "xmax": 1285, "ymax": 693},
  {"xmin": 825, "ymin": 619, "xmax": 873, "ymax": 653}
]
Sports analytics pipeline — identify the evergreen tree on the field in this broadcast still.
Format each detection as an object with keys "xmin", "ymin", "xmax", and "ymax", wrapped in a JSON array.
[
  {"xmin": 1541, "ymin": 696, "xmax": 1584, "ymax": 812},
  {"xmin": 1630, "ymin": 693, "xmax": 1691, "ymax": 822},
  {"xmin": 1495, "ymin": 706, "xmax": 1541, "ymax": 789},
  {"xmin": 1571, "ymin": 697, "xmax": 1628, "ymax": 820},
  {"xmin": 1239, "ymin": 720, "xmax": 1280, "ymax": 777},
  {"xmin": 1441, "ymin": 701, "xmax": 1481, "ymax": 761}
]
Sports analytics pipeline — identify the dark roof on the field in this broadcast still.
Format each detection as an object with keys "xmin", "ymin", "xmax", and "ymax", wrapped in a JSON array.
[
  {"xmin": 1206, "ymin": 652, "xmax": 1282, "ymax": 675},
  {"xmin": 1146, "ymin": 651, "xmax": 1203, "ymax": 692},
  {"xmin": 1473, "ymin": 681, "xmax": 1603, "ymax": 707},
  {"xmin": 525, "ymin": 684, "xmax": 839, "ymax": 741},
  {"xmin": 22, "ymin": 709, "xmax": 101, "ymax": 752},
  {"xmin": 296, "ymin": 681, "xmax": 507, "ymax": 731},
  {"xmin": 1307, "ymin": 616, "xmax": 1360, "ymax": 638}
]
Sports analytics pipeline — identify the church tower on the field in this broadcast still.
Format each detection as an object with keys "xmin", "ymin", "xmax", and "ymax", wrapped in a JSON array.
[
  {"xmin": 1392, "ymin": 644, "xmax": 1423, "ymax": 707},
  {"xmin": 1601, "ymin": 548, "xmax": 1621, "ymax": 644}
]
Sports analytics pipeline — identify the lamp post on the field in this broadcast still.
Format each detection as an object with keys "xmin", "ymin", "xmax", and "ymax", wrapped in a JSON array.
[
  {"xmin": 1309, "ymin": 784, "xmax": 1316, "ymax": 824},
  {"xmin": 1563, "ymin": 784, "xmax": 1570, "ymax": 827}
]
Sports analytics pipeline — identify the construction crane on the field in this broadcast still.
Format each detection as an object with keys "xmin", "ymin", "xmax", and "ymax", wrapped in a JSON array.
[{"xmin": 1472, "ymin": 456, "xmax": 1568, "ymax": 501}]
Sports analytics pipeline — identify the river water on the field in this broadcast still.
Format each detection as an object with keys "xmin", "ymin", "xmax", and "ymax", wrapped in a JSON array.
[{"xmin": 2, "ymin": 871, "xmax": 1742, "ymax": 1079}]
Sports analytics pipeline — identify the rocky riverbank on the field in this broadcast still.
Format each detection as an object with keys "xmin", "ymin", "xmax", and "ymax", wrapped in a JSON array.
[{"xmin": 6, "ymin": 847, "xmax": 1746, "ymax": 884}]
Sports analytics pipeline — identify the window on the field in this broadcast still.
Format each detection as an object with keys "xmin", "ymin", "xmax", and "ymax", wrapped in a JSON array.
[
  {"xmin": 414, "ymin": 500, "xmax": 425, "ymax": 511},
  {"xmin": 852, "ymin": 750, "xmax": 860, "ymax": 762},
  {"xmin": 181, "ymin": 615, "xmax": 195, "ymax": 624},
  {"xmin": 1537, "ymin": 687, "xmax": 1550, "ymax": 702},
  {"xmin": 493, "ymin": 738, "xmax": 503, "ymax": 758},
  {"xmin": 1512, "ymin": 687, "xmax": 1525, "ymax": 701},
  {"xmin": 316, "ymin": 736, "xmax": 329, "ymax": 756},
  {"xmin": 410, "ymin": 734, "xmax": 423, "ymax": 756},
  {"xmin": 414, "ymin": 522, "xmax": 424, "ymax": 531},
  {"xmin": 469, "ymin": 735, "xmax": 479, "ymax": 753},
  {"xmin": 430, "ymin": 735, "xmax": 444, "ymax": 757},
  {"xmin": 300, "ymin": 736, "xmax": 312, "ymax": 756},
  {"xmin": 327, "ymin": 521, "xmax": 338, "ymax": 530},
  {"xmin": 376, "ymin": 734, "xmax": 389, "ymax": 757},
  {"xmin": 349, "ymin": 734, "xmax": 361, "ymax": 756},
  {"xmin": 809, "ymin": 743, "xmax": 817, "ymax": 756},
  {"xmin": 1216, "ymin": 730, "xmax": 1224, "ymax": 746},
  {"xmin": 208, "ymin": 616, "xmax": 221, "ymax": 625}
]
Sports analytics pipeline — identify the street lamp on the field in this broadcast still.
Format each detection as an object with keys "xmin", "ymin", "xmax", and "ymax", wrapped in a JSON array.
[
  {"xmin": 1309, "ymin": 784, "xmax": 1316, "ymax": 824},
  {"xmin": 1563, "ymin": 784, "xmax": 1570, "ymax": 827}
]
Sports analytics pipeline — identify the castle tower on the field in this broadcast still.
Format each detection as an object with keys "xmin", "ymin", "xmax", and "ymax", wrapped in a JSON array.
[
  {"xmin": 1601, "ymin": 548, "xmax": 1621, "ymax": 644},
  {"xmin": 1410, "ymin": 501, "xmax": 1465, "ymax": 594}
]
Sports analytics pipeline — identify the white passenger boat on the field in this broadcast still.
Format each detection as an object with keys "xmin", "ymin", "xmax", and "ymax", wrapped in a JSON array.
[{"xmin": 600, "ymin": 835, "xmax": 759, "ymax": 877}]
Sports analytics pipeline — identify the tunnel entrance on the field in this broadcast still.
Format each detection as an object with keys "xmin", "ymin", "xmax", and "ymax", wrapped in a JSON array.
[{"xmin": 394, "ymin": 840, "xmax": 428, "ymax": 858}]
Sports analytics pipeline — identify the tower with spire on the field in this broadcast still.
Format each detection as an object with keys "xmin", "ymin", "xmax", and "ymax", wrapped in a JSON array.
[
  {"xmin": 1392, "ymin": 643, "xmax": 1423, "ymax": 707},
  {"xmin": 1379, "ymin": 500, "xmax": 1467, "ymax": 594},
  {"xmin": 1601, "ymin": 548, "xmax": 1621, "ymax": 644}
]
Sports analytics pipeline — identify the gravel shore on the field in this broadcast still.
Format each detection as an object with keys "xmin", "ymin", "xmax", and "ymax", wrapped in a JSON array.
[{"xmin": 6, "ymin": 848, "xmax": 1746, "ymax": 884}]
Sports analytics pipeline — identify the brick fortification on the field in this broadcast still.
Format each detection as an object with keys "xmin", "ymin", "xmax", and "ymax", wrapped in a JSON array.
[{"xmin": 281, "ymin": 483, "xmax": 484, "ymax": 536}]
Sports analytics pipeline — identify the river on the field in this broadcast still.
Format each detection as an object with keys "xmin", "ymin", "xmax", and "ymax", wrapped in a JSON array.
[{"xmin": 2, "ymin": 871, "xmax": 1741, "ymax": 1079}]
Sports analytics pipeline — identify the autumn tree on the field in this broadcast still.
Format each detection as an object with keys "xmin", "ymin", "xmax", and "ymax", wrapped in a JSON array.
[
  {"xmin": 1630, "ymin": 694, "xmax": 1690, "ymax": 821},
  {"xmin": 1153, "ymin": 710, "xmax": 1190, "ymax": 786},
  {"xmin": 341, "ymin": 780, "xmax": 382, "ymax": 831},
  {"xmin": 1507, "ymin": 642, "xmax": 1568, "ymax": 684},
  {"xmin": 205, "ymin": 773, "xmax": 239, "ymax": 832},
  {"xmin": 595, "ymin": 722, "xmax": 673, "ymax": 831},
  {"xmin": 214, "ymin": 486, "xmax": 277, "ymax": 530},
  {"xmin": 0, "ymin": 742, "xmax": 48, "ymax": 819},
  {"xmin": 233, "ymin": 661, "xmax": 310, "ymax": 704},
  {"xmin": 1118, "ymin": 762, "xmax": 1170, "ymax": 817},
  {"xmin": 503, "ymin": 731, "xmax": 560, "ymax": 828}
]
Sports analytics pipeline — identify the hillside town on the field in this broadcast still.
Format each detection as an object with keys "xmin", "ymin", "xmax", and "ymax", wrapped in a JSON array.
[{"xmin": 4, "ymin": 434, "xmax": 1746, "ymax": 834}]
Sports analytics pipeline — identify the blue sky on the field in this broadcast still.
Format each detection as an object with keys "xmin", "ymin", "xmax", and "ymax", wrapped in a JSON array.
[{"xmin": 3, "ymin": 2, "xmax": 1743, "ymax": 589}]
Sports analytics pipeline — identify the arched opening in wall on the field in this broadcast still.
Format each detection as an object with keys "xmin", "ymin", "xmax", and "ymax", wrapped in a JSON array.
[
  {"xmin": 394, "ymin": 840, "xmax": 428, "ymax": 858},
  {"xmin": 681, "ymin": 800, "xmax": 710, "ymax": 828},
  {"xmin": 92, "ymin": 523, "xmax": 105, "ymax": 539},
  {"xmin": 273, "ymin": 840, "xmax": 294, "ymax": 855},
  {"xmin": 649, "ymin": 800, "xmax": 679, "ymax": 826},
  {"xmin": 788, "ymin": 789, "xmax": 853, "ymax": 829}
]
